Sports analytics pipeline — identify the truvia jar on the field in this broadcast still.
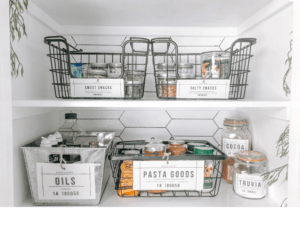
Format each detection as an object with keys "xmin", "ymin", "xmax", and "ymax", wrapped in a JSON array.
[
  {"xmin": 178, "ymin": 63, "xmax": 194, "ymax": 77},
  {"xmin": 201, "ymin": 51, "xmax": 230, "ymax": 79},
  {"xmin": 233, "ymin": 150, "xmax": 267, "ymax": 199},
  {"xmin": 90, "ymin": 63, "xmax": 107, "ymax": 74},
  {"xmin": 221, "ymin": 118, "xmax": 251, "ymax": 183},
  {"xmin": 87, "ymin": 69, "xmax": 107, "ymax": 78},
  {"xmin": 124, "ymin": 80, "xmax": 144, "ymax": 98},
  {"xmin": 167, "ymin": 140, "xmax": 187, "ymax": 156},
  {"xmin": 157, "ymin": 63, "xmax": 176, "ymax": 74},
  {"xmin": 160, "ymin": 80, "xmax": 177, "ymax": 98},
  {"xmin": 144, "ymin": 144, "xmax": 166, "ymax": 156}
]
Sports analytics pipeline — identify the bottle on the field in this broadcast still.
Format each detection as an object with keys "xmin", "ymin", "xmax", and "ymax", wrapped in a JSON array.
[
  {"xmin": 58, "ymin": 113, "xmax": 84, "ymax": 144},
  {"xmin": 221, "ymin": 118, "xmax": 251, "ymax": 183},
  {"xmin": 53, "ymin": 131, "xmax": 63, "ymax": 145}
]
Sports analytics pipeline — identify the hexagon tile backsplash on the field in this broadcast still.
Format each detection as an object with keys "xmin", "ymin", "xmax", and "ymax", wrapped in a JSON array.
[{"xmin": 59, "ymin": 110, "xmax": 239, "ymax": 147}]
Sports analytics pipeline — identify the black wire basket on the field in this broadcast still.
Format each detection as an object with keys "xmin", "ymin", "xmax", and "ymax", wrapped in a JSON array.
[
  {"xmin": 109, "ymin": 140, "xmax": 226, "ymax": 197},
  {"xmin": 44, "ymin": 36, "xmax": 150, "ymax": 99},
  {"xmin": 151, "ymin": 37, "xmax": 257, "ymax": 100}
]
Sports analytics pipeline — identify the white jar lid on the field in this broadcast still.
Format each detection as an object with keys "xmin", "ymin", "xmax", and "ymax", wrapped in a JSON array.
[
  {"xmin": 48, "ymin": 135, "xmax": 58, "ymax": 145},
  {"xmin": 53, "ymin": 131, "xmax": 63, "ymax": 142},
  {"xmin": 40, "ymin": 137, "xmax": 52, "ymax": 147}
]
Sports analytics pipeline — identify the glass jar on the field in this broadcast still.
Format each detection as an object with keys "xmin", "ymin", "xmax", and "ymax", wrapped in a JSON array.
[
  {"xmin": 178, "ymin": 63, "xmax": 194, "ymax": 77},
  {"xmin": 144, "ymin": 144, "xmax": 166, "ymax": 156},
  {"xmin": 124, "ymin": 80, "xmax": 144, "ymax": 98},
  {"xmin": 221, "ymin": 118, "xmax": 251, "ymax": 183},
  {"xmin": 156, "ymin": 73, "xmax": 177, "ymax": 97},
  {"xmin": 157, "ymin": 63, "xmax": 176, "ymax": 74},
  {"xmin": 167, "ymin": 140, "xmax": 187, "ymax": 156},
  {"xmin": 125, "ymin": 71, "xmax": 145, "ymax": 83},
  {"xmin": 90, "ymin": 63, "xmax": 107, "ymax": 73},
  {"xmin": 159, "ymin": 80, "xmax": 177, "ymax": 98},
  {"xmin": 58, "ymin": 113, "xmax": 85, "ymax": 144},
  {"xmin": 86, "ymin": 69, "xmax": 107, "ymax": 78},
  {"xmin": 242, "ymin": 119, "xmax": 252, "ymax": 150},
  {"xmin": 145, "ymin": 138, "xmax": 163, "ymax": 145},
  {"xmin": 201, "ymin": 51, "xmax": 230, "ymax": 79},
  {"xmin": 107, "ymin": 63, "xmax": 125, "ymax": 77},
  {"xmin": 233, "ymin": 150, "xmax": 267, "ymax": 199}
]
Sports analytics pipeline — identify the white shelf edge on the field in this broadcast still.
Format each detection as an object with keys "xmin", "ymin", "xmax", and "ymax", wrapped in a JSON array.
[{"xmin": 12, "ymin": 99, "xmax": 291, "ymax": 108}]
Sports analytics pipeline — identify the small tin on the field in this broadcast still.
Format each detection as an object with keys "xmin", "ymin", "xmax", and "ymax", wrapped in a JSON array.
[
  {"xmin": 187, "ymin": 142, "xmax": 207, "ymax": 154},
  {"xmin": 194, "ymin": 147, "xmax": 214, "ymax": 155}
]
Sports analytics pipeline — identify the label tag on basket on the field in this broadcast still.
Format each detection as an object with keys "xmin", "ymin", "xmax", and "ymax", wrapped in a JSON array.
[
  {"xmin": 133, "ymin": 161, "xmax": 204, "ymax": 190},
  {"xmin": 176, "ymin": 79, "xmax": 230, "ymax": 99},
  {"xmin": 70, "ymin": 78, "xmax": 124, "ymax": 98},
  {"xmin": 36, "ymin": 163, "xmax": 96, "ymax": 200}
]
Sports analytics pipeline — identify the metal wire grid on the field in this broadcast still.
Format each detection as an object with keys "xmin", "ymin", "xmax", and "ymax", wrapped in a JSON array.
[
  {"xmin": 151, "ymin": 37, "xmax": 256, "ymax": 100},
  {"xmin": 109, "ymin": 140, "xmax": 226, "ymax": 197},
  {"xmin": 44, "ymin": 36, "xmax": 150, "ymax": 99}
]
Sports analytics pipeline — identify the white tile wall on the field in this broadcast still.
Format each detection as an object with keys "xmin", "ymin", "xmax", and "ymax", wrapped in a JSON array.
[{"xmin": 59, "ymin": 110, "xmax": 237, "ymax": 148}]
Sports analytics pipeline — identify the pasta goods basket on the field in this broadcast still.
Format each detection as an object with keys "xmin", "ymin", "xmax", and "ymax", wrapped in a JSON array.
[
  {"xmin": 44, "ymin": 36, "xmax": 150, "ymax": 99},
  {"xmin": 109, "ymin": 140, "xmax": 226, "ymax": 197},
  {"xmin": 151, "ymin": 37, "xmax": 257, "ymax": 100}
]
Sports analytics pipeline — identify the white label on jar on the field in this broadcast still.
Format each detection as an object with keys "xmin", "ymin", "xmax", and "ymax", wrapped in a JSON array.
[
  {"xmin": 223, "ymin": 138, "xmax": 249, "ymax": 156},
  {"xmin": 176, "ymin": 79, "xmax": 230, "ymax": 99},
  {"xmin": 70, "ymin": 78, "xmax": 124, "ymax": 98},
  {"xmin": 36, "ymin": 163, "xmax": 96, "ymax": 200},
  {"xmin": 236, "ymin": 173, "xmax": 264, "ymax": 198},
  {"xmin": 133, "ymin": 161, "xmax": 204, "ymax": 190}
]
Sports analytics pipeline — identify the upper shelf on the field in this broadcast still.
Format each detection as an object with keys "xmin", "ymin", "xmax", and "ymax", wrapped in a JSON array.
[{"xmin": 12, "ymin": 99, "xmax": 290, "ymax": 108}]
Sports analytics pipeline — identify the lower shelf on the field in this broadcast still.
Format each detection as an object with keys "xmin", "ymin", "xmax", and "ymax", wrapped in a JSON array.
[{"xmin": 20, "ymin": 178, "xmax": 278, "ymax": 207}]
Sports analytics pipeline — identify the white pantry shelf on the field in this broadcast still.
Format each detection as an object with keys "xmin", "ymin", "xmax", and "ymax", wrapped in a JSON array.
[
  {"xmin": 20, "ymin": 178, "xmax": 277, "ymax": 207},
  {"xmin": 12, "ymin": 99, "xmax": 290, "ymax": 108}
]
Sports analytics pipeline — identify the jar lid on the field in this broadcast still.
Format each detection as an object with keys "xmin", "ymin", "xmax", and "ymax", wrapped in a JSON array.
[
  {"xmin": 236, "ymin": 150, "xmax": 266, "ymax": 162},
  {"xmin": 187, "ymin": 143, "xmax": 207, "ymax": 147},
  {"xmin": 91, "ymin": 63, "xmax": 107, "ymax": 68},
  {"xmin": 145, "ymin": 138, "xmax": 163, "ymax": 145},
  {"xmin": 178, "ymin": 63, "xmax": 193, "ymax": 68},
  {"xmin": 157, "ymin": 63, "xmax": 176, "ymax": 69},
  {"xmin": 108, "ymin": 63, "xmax": 122, "ymax": 68},
  {"xmin": 201, "ymin": 51, "xmax": 230, "ymax": 57},
  {"xmin": 224, "ymin": 118, "xmax": 244, "ymax": 127},
  {"xmin": 161, "ymin": 80, "xmax": 177, "ymax": 85},
  {"xmin": 157, "ymin": 73, "xmax": 177, "ymax": 79},
  {"xmin": 40, "ymin": 137, "xmax": 52, "ymax": 147},
  {"xmin": 87, "ymin": 69, "xmax": 107, "ymax": 75},
  {"xmin": 125, "ymin": 80, "xmax": 143, "ymax": 84},
  {"xmin": 168, "ymin": 139, "xmax": 185, "ymax": 145},
  {"xmin": 53, "ymin": 131, "xmax": 63, "ymax": 142},
  {"xmin": 126, "ymin": 70, "xmax": 145, "ymax": 75},
  {"xmin": 48, "ymin": 135, "xmax": 58, "ymax": 145},
  {"xmin": 144, "ymin": 144, "xmax": 166, "ymax": 152},
  {"xmin": 65, "ymin": 113, "xmax": 77, "ymax": 120},
  {"xmin": 179, "ymin": 74, "xmax": 195, "ymax": 78}
]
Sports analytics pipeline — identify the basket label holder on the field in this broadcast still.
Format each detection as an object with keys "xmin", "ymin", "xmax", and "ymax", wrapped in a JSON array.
[
  {"xmin": 133, "ymin": 161, "xmax": 204, "ymax": 191},
  {"xmin": 176, "ymin": 79, "xmax": 230, "ymax": 99},
  {"xmin": 70, "ymin": 78, "xmax": 124, "ymax": 98},
  {"xmin": 36, "ymin": 163, "xmax": 97, "ymax": 200}
]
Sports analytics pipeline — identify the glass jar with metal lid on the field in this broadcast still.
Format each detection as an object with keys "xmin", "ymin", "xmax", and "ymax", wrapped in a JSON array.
[
  {"xmin": 108, "ymin": 63, "xmax": 126, "ymax": 77},
  {"xmin": 86, "ymin": 69, "xmax": 107, "ymax": 78},
  {"xmin": 144, "ymin": 144, "xmax": 166, "ymax": 156},
  {"xmin": 124, "ymin": 80, "xmax": 144, "ymax": 98},
  {"xmin": 201, "ymin": 51, "xmax": 230, "ymax": 79},
  {"xmin": 221, "ymin": 118, "xmax": 252, "ymax": 183},
  {"xmin": 90, "ymin": 63, "xmax": 108, "ymax": 73},
  {"xmin": 145, "ymin": 138, "xmax": 163, "ymax": 145},
  {"xmin": 233, "ymin": 150, "xmax": 267, "ymax": 199},
  {"xmin": 159, "ymin": 80, "xmax": 177, "ymax": 98},
  {"xmin": 167, "ymin": 140, "xmax": 187, "ymax": 156},
  {"xmin": 178, "ymin": 63, "xmax": 194, "ymax": 78},
  {"xmin": 125, "ymin": 70, "xmax": 145, "ymax": 83},
  {"xmin": 157, "ymin": 63, "xmax": 176, "ymax": 74}
]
